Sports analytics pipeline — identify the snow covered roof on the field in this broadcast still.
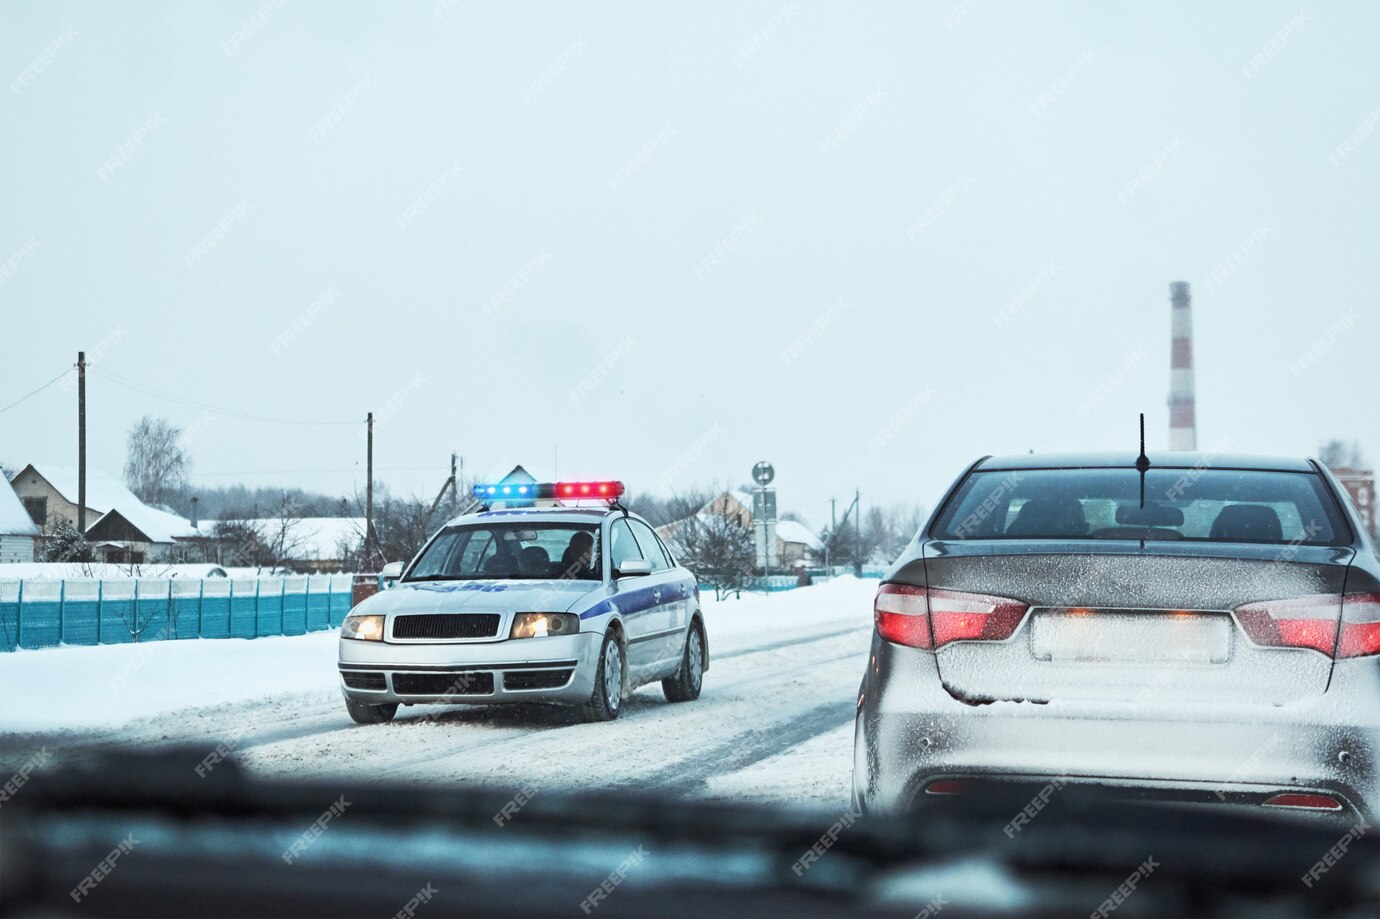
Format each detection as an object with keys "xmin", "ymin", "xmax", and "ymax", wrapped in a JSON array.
[
  {"xmin": 0, "ymin": 478, "xmax": 39, "ymax": 537},
  {"xmin": 0, "ymin": 562, "xmax": 228, "ymax": 580},
  {"xmin": 89, "ymin": 505, "xmax": 201, "ymax": 543},
  {"xmin": 20, "ymin": 464, "xmax": 199, "ymax": 543},
  {"xmin": 775, "ymin": 519, "xmax": 823, "ymax": 551},
  {"xmin": 232, "ymin": 517, "xmax": 366, "ymax": 561},
  {"xmin": 23, "ymin": 465, "xmax": 138, "ymax": 516}
]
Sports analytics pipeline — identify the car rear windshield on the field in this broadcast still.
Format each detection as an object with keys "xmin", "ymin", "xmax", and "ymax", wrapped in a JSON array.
[
  {"xmin": 933, "ymin": 467, "xmax": 1348, "ymax": 545},
  {"xmin": 406, "ymin": 522, "xmax": 601, "ymax": 580}
]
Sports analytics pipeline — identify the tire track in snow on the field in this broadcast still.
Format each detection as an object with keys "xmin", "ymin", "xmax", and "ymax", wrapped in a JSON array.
[{"xmin": 618, "ymin": 697, "xmax": 856, "ymax": 795}]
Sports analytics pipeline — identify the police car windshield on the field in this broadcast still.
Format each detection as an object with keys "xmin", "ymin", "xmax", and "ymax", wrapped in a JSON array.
[{"xmin": 406, "ymin": 522, "xmax": 601, "ymax": 581}]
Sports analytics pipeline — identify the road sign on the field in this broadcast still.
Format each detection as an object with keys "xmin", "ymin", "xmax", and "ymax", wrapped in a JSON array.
[{"xmin": 752, "ymin": 461, "xmax": 775, "ymax": 486}]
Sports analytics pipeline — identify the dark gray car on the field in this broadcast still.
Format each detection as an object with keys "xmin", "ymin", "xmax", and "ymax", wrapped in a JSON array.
[{"xmin": 854, "ymin": 452, "xmax": 1380, "ymax": 821}]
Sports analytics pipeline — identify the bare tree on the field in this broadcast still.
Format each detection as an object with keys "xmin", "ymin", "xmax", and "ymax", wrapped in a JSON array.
[
  {"xmin": 261, "ymin": 492, "xmax": 311, "ymax": 571},
  {"xmin": 124, "ymin": 416, "xmax": 189, "ymax": 507},
  {"xmin": 1320, "ymin": 440, "xmax": 1365, "ymax": 469},
  {"xmin": 212, "ymin": 515, "xmax": 272, "ymax": 570},
  {"xmin": 669, "ymin": 509, "xmax": 756, "ymax": 601}
]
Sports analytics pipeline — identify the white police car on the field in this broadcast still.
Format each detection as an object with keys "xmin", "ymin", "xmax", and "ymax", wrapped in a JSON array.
[{"xmin": 338, "ymin": 480, "xmax": 706, "ymax": 724}]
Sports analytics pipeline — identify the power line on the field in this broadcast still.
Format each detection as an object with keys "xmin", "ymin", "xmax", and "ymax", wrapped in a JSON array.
[
  {"xmin": 90, "ymin": 366, "xmax": 360, "ymax": 427},
  {"xmin": 0, "ymin": 366, "xmax": 73, "ymax": 415},
  {"xmin": 194, "ymin": 465, "xmax": 444, "ymax": 477}
]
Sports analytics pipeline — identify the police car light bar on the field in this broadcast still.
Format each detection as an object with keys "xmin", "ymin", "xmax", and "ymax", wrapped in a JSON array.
[{"xmin": 472, "ymin": 481, "xmax": 625, "ymax": 501}]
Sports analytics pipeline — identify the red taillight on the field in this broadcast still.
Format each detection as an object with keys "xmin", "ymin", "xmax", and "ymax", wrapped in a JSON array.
[
  {"xmin": 874, "ymin": 584, "xmax": 1027, "ymax": 650},
  {"xmin": 875, "ymin": 584, "xmax": 932, "ymax": 649},
  {"xmin": 923, "ymin": 780, "xmax": 971, "ymax": 795},
  {"xmin": 1262, "ymin": 792, "xmax": 1342, "ymax": 811},
  {"xmin": 1339, "ymin": 592, "xmax": 1380, "ymax": 659},
  {"xmin": 1235, "ymin": 592, "xmax": 1380, "ymax": 659},
  {"xmin": 1234, "ymin": 594, "xmax": 1342, "ymax": 655}
]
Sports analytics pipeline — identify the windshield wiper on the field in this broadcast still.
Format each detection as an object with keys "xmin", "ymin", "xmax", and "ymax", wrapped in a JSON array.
[{"xmin": 403, "ymin": 574, "xmax": 489, "ymax": 582}]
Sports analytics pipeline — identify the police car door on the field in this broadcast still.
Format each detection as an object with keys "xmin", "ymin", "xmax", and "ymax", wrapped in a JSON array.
[
  {"xmin": 607, "ymin": 517, "xmax": 671, "ymax": 676},
  {"xmin": 626, "ymin": 518, "xmax": 686, "ymax": 669}
]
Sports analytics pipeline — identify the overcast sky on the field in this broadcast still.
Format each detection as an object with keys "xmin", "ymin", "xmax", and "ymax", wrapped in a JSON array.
[{"xmin": 2, "ymin": 1, "xmax": 1376, "ymax": 528}]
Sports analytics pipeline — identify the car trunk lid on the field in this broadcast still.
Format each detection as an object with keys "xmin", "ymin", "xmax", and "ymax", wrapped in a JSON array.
[{"xmin": 914, "ymin": 540, "xmax": 1354, "ymax": 705}]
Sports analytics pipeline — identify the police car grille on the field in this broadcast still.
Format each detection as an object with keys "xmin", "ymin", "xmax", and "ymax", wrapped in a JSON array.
[
  {"xmin": 503, "ymin": 669, "xmax": 574, "ymax": 691},
  {"xmin": 392, "ymin": 614, "xmax": 501, "ymax": 639},
  {"xmin": 392, "ymin": 672, "xmax": 495, "ymax": 695},
  {"xmin": 340, "ymin": 670, "xmax": 386, "ymax": 690}
]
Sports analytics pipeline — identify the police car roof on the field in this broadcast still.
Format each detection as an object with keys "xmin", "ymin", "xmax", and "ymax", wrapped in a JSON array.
[{"xmin": 445, "ymin": 505, "xmax": 627, "ymax": 527}]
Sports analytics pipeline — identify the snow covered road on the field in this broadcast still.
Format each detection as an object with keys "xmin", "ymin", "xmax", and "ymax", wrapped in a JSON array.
[{"xmin": 0, "ymin": 577, "xmax": 876, "ymax": 810}]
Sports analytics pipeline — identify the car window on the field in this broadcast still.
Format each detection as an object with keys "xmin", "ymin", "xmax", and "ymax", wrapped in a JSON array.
[
  {"xmin": 936, "ymin": 468, "xmax": 1347, "ymax": 545},
  {"xmin": 609, "ymin": 519, "xmax": 644, "ymax": 569},
  {"xmin": 628, "ymin": 520, "xmax": 671, "ymax": 571},
  {"xmin": 407, "ymin": 523, "xmax": 601, "ymax": 580}
]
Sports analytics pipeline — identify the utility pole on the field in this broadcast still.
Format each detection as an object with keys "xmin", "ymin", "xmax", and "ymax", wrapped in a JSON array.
[
  {"xmin": 855, "ymin": 487, "xmax": 862, "ymax": 577},
  {"xmin": 77, "ymin": 351, "xmax": 87, "ymax": 533},
  {"xmin": 428, "ymin": 452, "xmax": 461, "ymax": 520},
  {"xmin": 365, "ymin": 412, "xmax": 374, "ymax": 563},
  {"xmin": 828, "ymin": 497, "xmax": 837, "ymax": 573}
]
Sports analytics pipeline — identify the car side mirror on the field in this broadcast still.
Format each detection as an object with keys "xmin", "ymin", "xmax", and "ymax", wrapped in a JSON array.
[
  {"xmin": 616, "ymin": 559, "xmax": 653, "ymax": 578},
  {"xmin": 379, "ymin": 561, "xmax": 404, "ymax": 589}
]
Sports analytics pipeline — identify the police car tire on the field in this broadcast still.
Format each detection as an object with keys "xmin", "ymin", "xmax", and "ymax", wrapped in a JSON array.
[
  {"xmin": 662, "ymin": 622, "xmax": 704, "ymax": 703},
  {"xmin": 580, "ymin": 632, "xmax": 625, "ymax": 722},
  {"xmin": 346, "ymin": 697, "xmax": 398, "ymax": 724}
]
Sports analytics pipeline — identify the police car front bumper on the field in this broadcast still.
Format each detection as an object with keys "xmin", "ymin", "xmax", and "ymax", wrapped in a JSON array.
[{"xmin": 337, "ymin": 631, "xmax": 603, "ymax": 706}]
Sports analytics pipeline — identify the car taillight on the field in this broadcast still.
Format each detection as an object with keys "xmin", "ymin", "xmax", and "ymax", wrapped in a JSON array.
[
  {"xmin": 1262, "ymin": 792, "xmax": 1342, "ymax": 811},
  {"xmin": 1338, "ymin": 592, "xmax": 1380, "ymax": 659},
  {"xmin": 874, "ymin": 584, "xmax": 1028, "ymax": 650},
  {"xmin": 1233, "ymin": 592, "xmax": 1380, "ymax": 659},
  {"xmin": 1234, "ymin": 594, "xmax": 1342, "ymax": 655},
  {"xmin": 875, "ymin": 584, "xmax": 933, "ymax": 648}
]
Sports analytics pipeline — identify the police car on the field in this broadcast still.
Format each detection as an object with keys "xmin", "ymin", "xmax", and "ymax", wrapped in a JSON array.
[{"xmin": 338, "ymin": 480, "xmax": 706, "ymax": 724}]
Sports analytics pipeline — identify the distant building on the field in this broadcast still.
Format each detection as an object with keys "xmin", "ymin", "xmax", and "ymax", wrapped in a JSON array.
[
  {"xmin": 0, "ymin": 475, "xmax": 40, "ymax": 563},
  {"xmin": 220, "ymin": 516, "xmax": 366, "ymax": 573},
  {"xmin": 1329, "ymin": 465, "xmax": 1376, "ymax": 538},
  {"xmin": 7, "ymin": 464, "xmax": 199, "ymax": 564},
  {"xmin": 656, "ymin": 491, "xmax": 822, "ymax": 568}
]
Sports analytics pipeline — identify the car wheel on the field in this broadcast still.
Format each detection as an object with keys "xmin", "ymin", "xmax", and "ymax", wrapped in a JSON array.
[
  {"xmin": 662, "ymin": 622, "xmax": 704, "ymax": 703},
  {"xmin": 580, "ymin": 631, "xmax": 625, "ymax": 722},
  {"xmin": 345, "ymin": 697, "xmax": 398, "ymax": 724}
]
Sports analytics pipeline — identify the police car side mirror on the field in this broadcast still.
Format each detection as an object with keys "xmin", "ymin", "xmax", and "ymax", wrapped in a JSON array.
[
  {"xmin": 379, "ymin": 561, "xmax": 404, "ymax": 589},
  {"xmin": 615, "ymin": 559, "xmax": 653, "ymax": 578}
]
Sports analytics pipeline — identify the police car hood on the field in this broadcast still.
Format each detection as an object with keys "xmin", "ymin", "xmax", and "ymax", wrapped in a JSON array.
[{"xmin": 356, "ymin": 579, "xmax": 602, "ymax": 615}]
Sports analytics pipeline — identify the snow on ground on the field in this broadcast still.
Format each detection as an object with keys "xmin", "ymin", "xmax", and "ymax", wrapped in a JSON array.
[
  {"xmin": 703, "ymin": 721, "xmax": 857, "ymax": 809},
  {"xmin": 0, "ymin": 575, "xmax": 877, "ymax": 736},
  {"xmin": 0, "ymin": 630, "xmax": 341, "ymax": 732},
  {"xmin": 0, "ymin": 575, "xmax": 877, "ymax": 813}
]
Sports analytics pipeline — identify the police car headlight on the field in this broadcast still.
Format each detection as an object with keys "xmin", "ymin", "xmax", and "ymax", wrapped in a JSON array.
[
  {"xmin": 510, "ymin": 613, "xmax": 579, "ymax": 639},
  {"xmin": 342, "ymin": 614, "xmax": 385, "ymax": 641}
]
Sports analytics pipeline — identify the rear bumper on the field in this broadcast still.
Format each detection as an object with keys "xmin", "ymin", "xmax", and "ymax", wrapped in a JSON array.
[
  {"xmin": 854, "ymin": 635, "xmax": 1380, "ymax": 821},
  {"xmin": 337, "ymin": 631, "xmax": 603, "ymax": 706}
]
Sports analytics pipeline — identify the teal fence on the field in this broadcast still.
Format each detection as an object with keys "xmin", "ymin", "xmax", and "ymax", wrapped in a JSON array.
[{"xmin": 0, "ymin": 575, "xmax": 355, "ymax": 652}]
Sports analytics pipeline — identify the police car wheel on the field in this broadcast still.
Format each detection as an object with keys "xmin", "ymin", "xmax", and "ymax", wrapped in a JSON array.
[
  {"xmin": 580, "ymin": 632, "xmax": 625, "ymax": 722},
  {"xmin": 662, "ymin": 622, "xmax": 704, "ymax": 703},
  {"xmin": 345, "ymin": 697, "xmax": 398, "ymax": 724}
]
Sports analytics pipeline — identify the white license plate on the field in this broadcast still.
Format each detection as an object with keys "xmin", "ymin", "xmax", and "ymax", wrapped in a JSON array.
[{"xmin": 1030, "ymin": 611, "xmax": 1231, "ymax": 664}]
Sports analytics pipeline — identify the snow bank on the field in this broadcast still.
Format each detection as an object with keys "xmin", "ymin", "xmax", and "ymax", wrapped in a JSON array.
[
  {"xmin": 700, "ymin": 574, "xmax": 874, "ymax": 638},
  {"xmin": 0, "ymin": 577, "xmax": 877, "ymax": 734}
]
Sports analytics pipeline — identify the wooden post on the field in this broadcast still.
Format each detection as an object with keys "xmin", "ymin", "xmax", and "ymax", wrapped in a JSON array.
[
  {"xmin": 77, "ymin": 351, "xmax": 87, "ymax": 533},
  {"xmin": 366, "ymin": 412, "xmax": 374, "ymax": 563}
]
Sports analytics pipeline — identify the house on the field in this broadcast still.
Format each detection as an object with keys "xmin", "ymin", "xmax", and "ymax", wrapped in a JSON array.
[
  {"xmin": 7, "ymin": 464, "xmax": 199, "ymax": 564},
  {"xmin": 774, "ymin": 519, "xmax": 824, "ymax": 568},
  {"xmin": 0, "ymin": 476, "xmax": 40, "ymax": 563},
  {"xmin": 655, "ymin": 491, "xmax": 822, "ymax": 568},
  {"xmin": 218, "ymin": 516, "xmax": 366, "ymax": 573}
]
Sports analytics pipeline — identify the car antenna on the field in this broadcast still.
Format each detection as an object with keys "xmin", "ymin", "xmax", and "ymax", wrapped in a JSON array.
[{"xmin": 1136, "ymin": 412, "xmax": 1151, "ymax": 509}]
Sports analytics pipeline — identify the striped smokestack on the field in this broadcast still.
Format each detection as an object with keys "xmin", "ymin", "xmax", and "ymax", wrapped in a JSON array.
[{"xmin": 1168, "ymin": 281, "xmax": 1197, "ymax": 451}]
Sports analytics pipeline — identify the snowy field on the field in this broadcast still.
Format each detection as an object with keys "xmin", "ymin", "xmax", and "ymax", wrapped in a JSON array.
[{"xmin": 0, "ymin": 576, "xmax": 876, "ymax": 810}]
